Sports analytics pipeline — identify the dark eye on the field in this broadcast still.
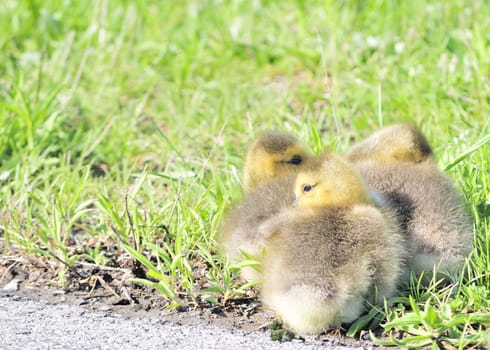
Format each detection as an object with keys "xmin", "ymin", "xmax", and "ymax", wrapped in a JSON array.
[
  {"xmin": 302, "ymin": 184, "xmax": 313, "ymax": 193},
  {"xmin": 288, "ymin": 155, "xmax": 302, "ymax": 165}
]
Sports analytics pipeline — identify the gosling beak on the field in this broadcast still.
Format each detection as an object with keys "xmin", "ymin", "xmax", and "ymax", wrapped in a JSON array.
[{"xmin": 293, "ymin": 197, "xmax": 300, "ymax": 207}]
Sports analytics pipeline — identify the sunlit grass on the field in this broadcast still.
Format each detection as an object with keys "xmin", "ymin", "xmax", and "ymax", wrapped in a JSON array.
[{"xmin": 1, "ymin": 0, "xmax": 489, "ymax": 347}]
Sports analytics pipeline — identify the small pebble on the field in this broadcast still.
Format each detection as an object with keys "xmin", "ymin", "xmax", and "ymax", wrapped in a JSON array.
[
  {"xmin": 99, "ymin": 305, "xmax": 112, "ymax": 312},
  {"xmin": 75, "ymin": 298, "xmax": 88, "ymax": 306},
  {"xmin": 3, "ymin": 279, "xmax": 19, "ymax": 292},
  {"xmin": 28, "ymin": 271, "xmax": 41, "ymax": 282}
]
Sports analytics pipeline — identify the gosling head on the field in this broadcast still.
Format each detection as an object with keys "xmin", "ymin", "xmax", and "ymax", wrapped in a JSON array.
[
  {"xmin": 243, "ymin": 131, "xmax": 312, "ymax": 192},
  {"xmin": 294, "ymin": 154, "xmax": 371, "ymax": 208},
  {"xmin": 347, "ymin": 124, "xmax": 433, "ymax": 164}
]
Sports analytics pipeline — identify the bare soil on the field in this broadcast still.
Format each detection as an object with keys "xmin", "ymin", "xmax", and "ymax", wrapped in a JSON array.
[{"xmin": 0, "ymin": 256, "xmax": 383, "ymax": 349}]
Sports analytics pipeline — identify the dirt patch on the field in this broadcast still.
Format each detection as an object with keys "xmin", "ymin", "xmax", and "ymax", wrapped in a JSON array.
[
  {"xmin": 0, "ymin": 257, "xmax": 266, "ymax": 329},
  {"xmin": 0, "ymin": 256, "xmax": 384, "ymax": 349}
]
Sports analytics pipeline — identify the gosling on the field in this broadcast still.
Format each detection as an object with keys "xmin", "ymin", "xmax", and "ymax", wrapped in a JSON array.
[
  {"xmin": 259, "ymin": 154, "xmax": 404, "ymax": 335},
  {"xmin": 346, "ymin": 124, "xmax": 473, "ymax": 280},
  {"xmin": 220, "ymin": 131, "xmax": 311, "ymax": 281}
]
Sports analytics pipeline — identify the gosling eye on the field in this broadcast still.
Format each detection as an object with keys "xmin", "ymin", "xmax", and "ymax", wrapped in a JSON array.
[
  {"xmin": 287, "ymin": 155, "xmax": 303, "ymax": 165},
  {"xmin": 302, "ymin": 184, "xmax": 313, "ymax": 193}
]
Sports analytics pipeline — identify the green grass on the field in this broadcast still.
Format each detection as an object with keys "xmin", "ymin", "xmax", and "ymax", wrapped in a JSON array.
[{"xmin": 1, "ymin": 0, "xmax": 489, "ymax": 347}]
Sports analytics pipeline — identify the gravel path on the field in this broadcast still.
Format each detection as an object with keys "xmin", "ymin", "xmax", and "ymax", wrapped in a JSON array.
[{"xmin": 0, "ymin": 295, "xmax": 368, "ymax": 350}]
